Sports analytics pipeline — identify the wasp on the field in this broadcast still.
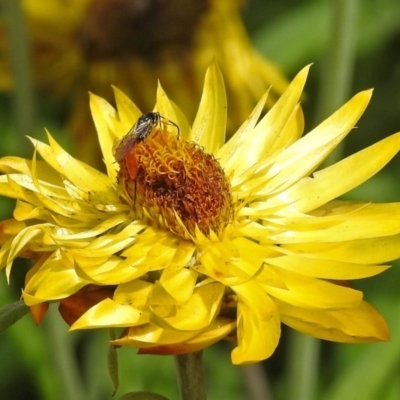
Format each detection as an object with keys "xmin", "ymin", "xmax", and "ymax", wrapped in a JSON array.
[{"xmin": 114, "ymin": 112, "xmax": 179, "ymax": 180}]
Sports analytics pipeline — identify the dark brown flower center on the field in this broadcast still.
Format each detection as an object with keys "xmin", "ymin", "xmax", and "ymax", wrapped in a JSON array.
[{"xmin": 77, "ymin": 0, "xmax": 210, "ymax": 61}]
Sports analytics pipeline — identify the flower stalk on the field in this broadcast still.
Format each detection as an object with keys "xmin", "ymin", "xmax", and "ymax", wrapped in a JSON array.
[
  {"xmin": 316, "ymin": 0, "xmax": 360, "ymax": 163},
  {"xmin": 5, "ymin": 0, "xmax": 35, "ymax": 142},
  {"xmin": 175, "ymin": 352, "xmax": 207, "ymax": 400}
]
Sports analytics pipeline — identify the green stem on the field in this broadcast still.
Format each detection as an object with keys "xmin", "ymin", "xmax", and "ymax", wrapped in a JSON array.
[
  {"xmin": 287, "ymin": 332, "xmax": 321, "ymax": 400},
  {"xmin": 241, "ymin": 364, "xmax": 273, "ymax": 400},
  {"xmin": 316, "ymin": 0, "xmax": 360, "ymax": 164},
  {"xmin": 5, "ymin": 0, "xmax": 36, "ymax": 150},
  {"xmin": 174, "ymin": 352, "xmax": 207, "ymax": 400},
  {"xmin": 44, "ymin": 306, "xmax": 87, "ymax": 400}
]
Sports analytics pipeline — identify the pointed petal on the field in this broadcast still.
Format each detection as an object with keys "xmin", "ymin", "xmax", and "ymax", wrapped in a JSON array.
[
  {"xmin": 155, "ymin": 83, "xmax": 179, "ymax": 125},
  {"xmin": 192, "ymin": 61, "xmax": 227, "ymax": 153},
  {"xmin": 224, "ymin": 65, "xmax": 310, "ymax": 174},
  {"xmin": 259, "ymin": 90, "xmax": 373, "ymax": 197},
  {"xmin": 269, "ymin": 203, "xmax": 400, "ymax": 243},
  {"xmin": 282, "ymin": 235, "xmax": 400, "ymax": 264},
  {"xmin": 70, "ymin": 298, "xmax": 148, "ymax": 330},
  {"xmin": 278, "ymin": 299, "xmax": 389, "ymax": 342},
  {"xmin": 273, "ymin": 132, "xmax": 400, "ymax": 213},
  {"xmin": 89, "ymin": 92, "xmax": 121, "ymax": 180},
  {"xmin": 264, "ymin": 267, "xmax": 363, "ymax": 309},
  {"xmin": 217, "ymin": 90, "xmax": 268, "ymax": 169},
  {"xmin": 112, "ymin": 85, "xmax": 142, "ymax": 131},
  {"xmin": 266, "ymin": 254, "xmax": 389, "ymax": 280}
]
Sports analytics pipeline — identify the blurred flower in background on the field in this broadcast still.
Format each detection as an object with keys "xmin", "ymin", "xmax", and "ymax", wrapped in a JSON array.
[
  {"xmin": 1, "ymin": 64, "xmax": 400, "ymax": 366},
  {"xmin": 0, "ymin": 0, "xmax": 288, "ymax": 166}
]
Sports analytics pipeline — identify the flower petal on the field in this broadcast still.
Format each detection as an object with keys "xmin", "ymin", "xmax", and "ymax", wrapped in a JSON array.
[
  {"xmin": 266, "ymin": 254, "xmax": 389, "ymax": 280},
  {"xmin": 112, "ymin": 324, "xmax": 201, "ymax": 348},
  {"xmin": 258, "ymin": 90, "xmax": 373, "ymax": 197},
  {"xmin": 273, "ymin": 132, "xmax": 400, "ymax": 213},
  {"xmin": 192, "ymin": 61, "xmax": 227, "ymax": 153},
  {"xmin": 23, "ymin": 250, "xmax": 87, "ymax": 305},
  {"xmin": 112, "ymin": 85, "xmax": 142, "ymax": 131},
  {"xmin": 282, "ymin": 235, "xmax": 400, "ymax": 264},
  {"xmin": 277, "ymin": 299, "xmax": 389, "ymax": 342},
  {"xmin": 150, "ymin": 282, "xmax": 224, "ymax": 331},
  {"xmin": 70, "ymin": 297, "xmax": 148, "ymax": 329},
  {"xmin": 264, "ymin": 266, "xmax": 363, "ymax": 309},
  {"xmin": 89, "ymin": 92, "xmax": 121, "ymax": 181},
  {"xmin": 222, "ymin": 65, "xmax": 310, "ymax": 174},
  {"xmin": 138, "ymin": 318, "xmax": 236, "ymax": 355},
  {"xmin": 232, "ymin": 282, "xmax": 280, "ymax": 364},
  {"xmin": 268, "ymin": 203, "xmax": 400, "ymax": 243}
]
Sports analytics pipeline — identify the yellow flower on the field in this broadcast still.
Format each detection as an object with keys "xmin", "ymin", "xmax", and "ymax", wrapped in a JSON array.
[
  {"xmin": 0, "ymin": 0, "xmax": 288, "ymax": 166},
  {"xmin": 1, "ymin": 63, "xmax": 400, "ymax": 365}
]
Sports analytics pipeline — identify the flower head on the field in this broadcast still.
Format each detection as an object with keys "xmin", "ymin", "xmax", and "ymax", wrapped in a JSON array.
[{"xmin": 2, "ymin": 63, "xmax": 400, "ymax": 364}]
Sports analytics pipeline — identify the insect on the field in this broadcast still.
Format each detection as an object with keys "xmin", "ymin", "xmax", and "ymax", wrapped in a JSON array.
[{"xmin": 114, "ymin": 112, "xmax": 179, "ymax": 179}]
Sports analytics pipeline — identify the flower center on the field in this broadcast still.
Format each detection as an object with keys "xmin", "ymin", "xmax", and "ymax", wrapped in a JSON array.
[
  {"xmin": 115, "ymin": 117, "xmax": 233, "ymax": 239},
  {"xmin": 77, "ymin": 0, "xmax": 209, "ymax": 61}
]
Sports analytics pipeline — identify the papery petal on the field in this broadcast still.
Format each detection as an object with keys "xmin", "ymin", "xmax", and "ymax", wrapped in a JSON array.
[
  {"xmin": 232, "ymin": 282, "xmax": 280, "ymax": 364},
  {"xmin": 112, "ymin": 323, "xmax": 201, "ymax": 348},
  {"xmin": 112, "ymin": 85, "xmax": 142, "ymax": 132},
  {"xmin": 277, "ymin": 299, "xmax": 389, "ymax": 342},
  {"xmin": 192, "ymin": 61, "xmax": 227, "ymax": 153},
  {"xmin": 268, "ymin": 203, "xmax": 400, "ymax": 243},
  {"xmin": 138, "ymin": 318, "xmax": 236, "ymax": 355},
  {"xmin": 150, "ymin": 282, "xmax": 224, "ymax": 331},
  {"xmin": 272, "ymin": 132, "xmax": 400, "ymax": 213},
  {"xmin": 23, "ymin": 250, "xmax": 87, "ymax": 305},
  {"xmin": 282, "ymin": 235, "xmax": 400, "ymax": 264},
  {"xmin": 221, "ymin": 65, "xmax": 310, "ymax": 173},
  {"xmin": 89, "ymin": 92, "xmax": 121, "ymax": 181},
  {"xmin": 266, "ymin": 254, "xmax": 389, "ymax": 280},
  {"xmin": 258, "ymin": 90, "xmax": 372, "ymax": 197},
  {"xmin": 264, "ymin": 267, "xmax": 363, "ymax": 309},
  {"xmin": 71, "ymin": 297, "xmax": 148, "ymax": 329}
]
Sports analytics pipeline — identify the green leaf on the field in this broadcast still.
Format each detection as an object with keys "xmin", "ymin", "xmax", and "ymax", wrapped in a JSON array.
[
  {"xmin": 0, "ymin": 300, "xmax": 29, "ymax": 334},
  {"xmin": 118, "ymin": 392, "xmax": 170, "ymax": 400}
]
